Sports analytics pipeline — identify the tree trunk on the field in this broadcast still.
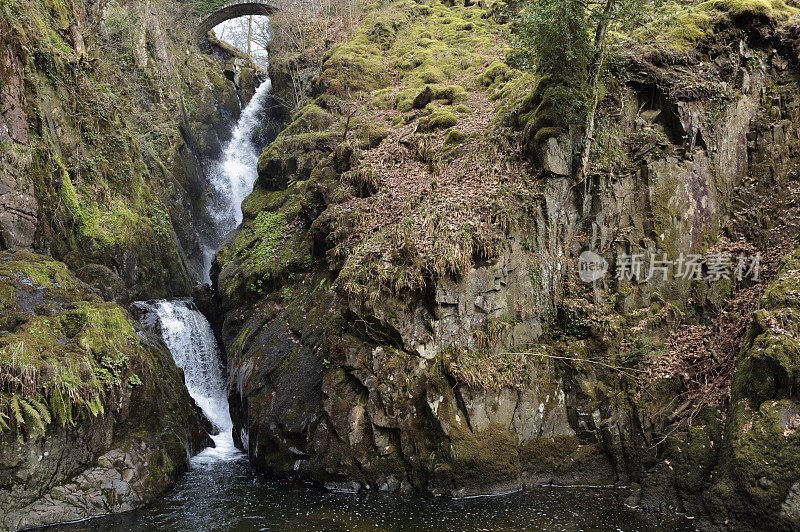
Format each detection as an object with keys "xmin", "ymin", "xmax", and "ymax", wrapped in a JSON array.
[
  {"xmin": 247, "ymin": 15, "xmax": 253, "ymax": 58},
  {"xmin": 574, "ymin": 0, "xmax": 615, "ymax": 186}
]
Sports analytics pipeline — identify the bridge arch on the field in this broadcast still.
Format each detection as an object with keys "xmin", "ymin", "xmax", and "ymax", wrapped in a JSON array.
[{"xmin": 194, "ymin": 1, "xmax": 276, "ymax": 42}]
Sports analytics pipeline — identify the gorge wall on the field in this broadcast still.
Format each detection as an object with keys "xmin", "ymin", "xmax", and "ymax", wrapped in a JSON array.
[
  {"xmin": 214, "ymin": 1, "xmax": 800, "ymax": 529},
  {"xmin": 3, "ymin": 0, "xmax": 800, "ymax": 529},
  {"xmin": 0, "ymin": 0, "xmax": 267, "ymax": 528},
  {"xmin": 0, "ymin": 0, "xmax": 264, "ymax": 298}
]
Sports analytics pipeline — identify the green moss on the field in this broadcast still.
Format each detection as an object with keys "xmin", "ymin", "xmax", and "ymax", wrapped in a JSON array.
[
  {"xmin": 418, "ymin": 108, "xmax": 458, "ymax": 131},
  {"xmin": 433, "ymin": 84, "xmax": 468, "ymax": 104},
  {"xmin": 699, "ymin": 0, "xmax": 799, "ymax": 20},
  {"xmin": 409, "ymin": 64, "xmax": 445, "ymax": 85},
  {"xmin": 476, "ymin": 60, "xmax": 509, "ymax": 88},
  {"xmin": 396, "ymin": 85, "xmax": 431, "ymax": 112},
  {"xmin": 257, "ymin": 131, "xmax": 336, "ymax": 191},
  {"xmin": 496, "ymin": 73, "xmax": 577, "ymax": 149},
  {"xmin": 443, "ymin": 128, "xmax": 467, "ymax": 146},
  {"xmin": 667, "ymin": 409, "xmax": 722, "ymax": 495},
  {"xmin": 371, "ymin": 88, "xmax": 396, "ymax": 109},
  {"xmin": 762, "ymin": 248, "xmax": 800, "ymax": 310},
  {"xmin": 283, "ymin": 104, "xmax": 331, "ymax": 135},
  {"xmin": 731, "ymin": 248, "xmax": 800, "ymax": 406},
  {"xmin": 708, "ymin": 399, "xmax": 800, "ymax": 529},
  {"xmin": 321, "ymin": 43, "xmax": 392, "ymax": 95},
  {"xmin": 449, "ymin": 423, "xmax": 520, "ymax": 489},
  {"xmin": 357, "ymin": 122, "xmax": 389, "ymax": 149},
  {"xmin": 217, "ymin": 185, "xmax": 315, "ymax": 304},
  {"xmin": 708, "ymin": 245, "xmax": 800, "ymax": 528},
  {"xmin": 0, "ymin": 252, "xmax": 144, "ymax": 437},
  {"xmin": 668, "ymin": 12, "xmax": 713, "ymax": 48},
  {"xmin": 55, "ymin": 150, "xmax": 103, "ymax": 246}
]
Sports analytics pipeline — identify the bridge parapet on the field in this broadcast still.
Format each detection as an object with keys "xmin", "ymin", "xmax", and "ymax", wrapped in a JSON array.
[{"xmin": 194, "ymin": 0, "xmax": 317, "ymax": 41}]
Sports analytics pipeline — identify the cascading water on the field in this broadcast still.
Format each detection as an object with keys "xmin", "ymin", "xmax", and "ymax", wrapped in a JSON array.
[
  {"xmin": 148, "ymin": 299, "xmax": 240, "ymax": 463},
  {"xmin": 138, "ymin": 78, "xmax": 274, "ymax": 465},
  {"xmin": 202, "ymin": 78, "xmax": 273, "ymax": 279}
]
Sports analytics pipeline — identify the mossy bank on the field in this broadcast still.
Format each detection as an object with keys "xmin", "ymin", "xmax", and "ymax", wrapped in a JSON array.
[
  {"xmin": 214, "ymin": 0, "xmax": 800, "ymax": 528},
  {"xmin": 0, "ymin": 251, "xmax": 212, "ymax": 530}
]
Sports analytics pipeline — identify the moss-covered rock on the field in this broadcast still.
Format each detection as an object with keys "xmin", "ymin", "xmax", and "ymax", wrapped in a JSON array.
[
  {"xmin": 215, "ymin": 0, "xmax": 800, "ymax": 516},
  {"xmin": 417, "ymin": 108, "xmax": 459, "ymax": 131},
  {"xmin": 321, "ymin": 43, "xmax": 392, "ymax": 95},
  {"xmin": 448, "ymin": 424, "xmax": 521, "ymax": 496},
  {"xmin": 699, "ymin": 0, "xmax": 799, "ymax": 22},
  {"xmin": 0, "ymin": 251, "xmax": 210, "ymax": 530},
  {"xmin": 476, "ymin": 60, "xmax": 509, "ymax": 88},
  {"xmin": 0, "ymin": 0, "xmax": 264, "ymax": 298},
  {"xmin": 688, "ymin": 246, "xmax": 800, "ymax": 528}
]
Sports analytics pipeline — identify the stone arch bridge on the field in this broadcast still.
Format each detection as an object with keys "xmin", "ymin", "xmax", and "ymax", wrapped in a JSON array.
[{"xmin": 193, "ymin": 0, "xmax": 312, "ymax": 42}]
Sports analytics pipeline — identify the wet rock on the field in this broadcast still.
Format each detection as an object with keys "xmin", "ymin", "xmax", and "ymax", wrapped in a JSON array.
[{"xmin": 0, "ymin": 252, "xmax": 211, "ymax": 530}]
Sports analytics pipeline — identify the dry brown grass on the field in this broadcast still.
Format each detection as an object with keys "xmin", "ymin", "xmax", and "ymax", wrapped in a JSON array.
[
  {"xmin": 636, "ymin": 169, "xmax": 800, "ymax": 423},
  {"xmin": 330, "ymin": 87, "xmax": 538, "ymax": 300}
]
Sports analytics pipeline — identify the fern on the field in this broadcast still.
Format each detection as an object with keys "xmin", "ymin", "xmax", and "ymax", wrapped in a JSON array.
[
  {"xmin": 10, "ymin": 395, "xmax": 23, "ymax": 425},
  {"xmin": 31, "ymin": 397, "xmax": 52, "ymax": 425},
  {"xmin": 86, "ymin": 394, "xmax": 104, "ymax": 418},
  {"xmin": 51, "ymin": 387, "xmax": 69, "ymax": 427},
  {"xmin": 0, "ymin": 410, "xmax": 9, "ymax": 432},
  {"xmin": 19, "ymin": 398, "xmax": 45, "ymax": 435}
]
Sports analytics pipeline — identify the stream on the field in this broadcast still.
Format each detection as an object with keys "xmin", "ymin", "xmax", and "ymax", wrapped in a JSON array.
[
  {"xmin": 57, "ymin": 468, "xmax": 691, "ymax": 531},
  {"xmin": 73, "ymin": 78, "xmax": 691, "ymax": 531}
]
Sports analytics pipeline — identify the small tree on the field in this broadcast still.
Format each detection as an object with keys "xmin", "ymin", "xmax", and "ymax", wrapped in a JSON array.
[
  {"xmin": 514, "ymin": 0, "xmax": 591, "ymax": 83},
  {"xmin": 515, "ymin": 0, "xmax": 643, "ymax": 183}
]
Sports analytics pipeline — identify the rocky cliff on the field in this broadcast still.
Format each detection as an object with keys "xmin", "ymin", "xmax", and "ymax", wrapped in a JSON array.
[
  {"xmin": 0, "ymin": 251, "xmax": 212, "ymax": 530},
  {"xmin": 214, "ymin": 0, "xmax": 800, "ymax": 528},
  {"xmin": 0, "ymin": 0, "xmax": 265, "ymax": 528},
  {"xmin": 0, "ymin": 0, "xmax": 262, "ymax": 298},
  {"xmin": 3, "ymin": 0, "xmax": 800, "ymax": 528}
]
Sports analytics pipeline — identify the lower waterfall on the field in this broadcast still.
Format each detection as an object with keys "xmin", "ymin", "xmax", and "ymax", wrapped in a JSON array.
[{"xmin": 141, "ymin": 299, "xmax": 240, "ymax": 464}]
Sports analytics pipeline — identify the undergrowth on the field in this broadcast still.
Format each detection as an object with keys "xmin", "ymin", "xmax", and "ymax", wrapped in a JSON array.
[{"xmin": 0, "ymin": 252, "xmax": 143, "ymax": 441}]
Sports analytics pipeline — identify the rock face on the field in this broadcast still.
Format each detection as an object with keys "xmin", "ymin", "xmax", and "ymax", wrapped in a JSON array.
[
  {"xmin": 0, "ymin": 0, "xmax": 272, "ymax": 527},
  {"xmin": 0, "ymin": 38, "xmax": 37, "ymax": 251},
  {"xmin": 214, "ymin": 3, "xmax": 800, "ymax": 528},
  {"xmin": 0, "ymin": 0, "xmax": 262, "ymax": 299},
  {"xmin": 0, "ymin": 251, "xmax": 211, "ymax": 531}
]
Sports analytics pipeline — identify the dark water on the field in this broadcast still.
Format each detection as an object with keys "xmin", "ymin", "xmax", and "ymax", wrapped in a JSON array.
[{"xmin": 52, "ymin": 458, "xmax": 692, "ymax": 532}]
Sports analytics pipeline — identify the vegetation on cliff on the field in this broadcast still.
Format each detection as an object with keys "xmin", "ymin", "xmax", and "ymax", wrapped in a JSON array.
[
  {"xmin": 0, "ymin": 251, "xmax": 146, "ymax": 437},
  {"xmin": 213, "ymin": 0, "xmax": 800, "ymax": 521},
  {"xmin": 0, "ymin": 0, "xmax": 259, "ymax": 298},
  {"xmin": 4, "ymin": 0, "xmax": 799, "ymax": 525}
]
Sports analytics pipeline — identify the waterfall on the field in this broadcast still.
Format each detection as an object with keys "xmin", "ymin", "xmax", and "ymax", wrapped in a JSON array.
[
  {"xmin": 145, "ymin": 299, "xmax": 241, "ymax": 464},
  {"xmin": 202, "ymin": 78, "xmax": 273, "ymax": 279},
  {"xmin": 141, "ymin": 78, "xmax": 272, "ymax": 465}
]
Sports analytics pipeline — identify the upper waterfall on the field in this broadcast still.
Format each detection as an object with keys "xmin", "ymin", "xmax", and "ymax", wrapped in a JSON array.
[{"xmin": 202, "ymin": 78, "xmax": 273, "ymax": 278}]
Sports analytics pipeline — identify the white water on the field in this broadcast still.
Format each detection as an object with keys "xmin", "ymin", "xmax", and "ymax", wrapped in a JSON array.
[
  {"xmin": 144, "ymin": 79, "xmax": 273, "ymax": 466},
  {"xmin": 202, "ymin": 78, "xmax": 273, "ymax": 279},
  {"xmin": 149, "ymin": 299, "xmax": 242, "ymax": 464}
]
